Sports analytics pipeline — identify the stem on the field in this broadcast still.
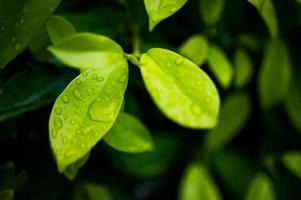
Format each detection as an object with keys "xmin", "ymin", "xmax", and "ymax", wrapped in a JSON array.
[
  {"xmin": 131, "ymin": 24, "xmax": 141, "ymax": 56},
  {"xmin": 124, "ymin": 53, "xmax": 141, "ymax": 67}
]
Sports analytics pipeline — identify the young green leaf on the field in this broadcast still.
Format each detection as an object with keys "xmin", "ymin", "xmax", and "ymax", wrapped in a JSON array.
[
  {"xmin": 139, "ymin": 48, "xmax": 220, "ymax": 129},
  {"xmin": 0, "ymin": 0, "xmax": 61, "ymax": 68},
  {"xmin": 0, "ymin": 190, "xmax": 13, "ymax": 200},
  {"xmin": 285, "ymin": 75, "xmax": 301, "ymax": 133},
  {"xmin": 178, "ymin": 34, "xmax": 209, "ymax": 66},
  {"xmin": 73, "ymin": 182, "xmax": 113, "ymax": 200},
  {"xmin": 49, "ymin": 59, "xmax": 128, "ymax": 177},
  {"xmin": 47, "ymin": 15, "xmax": 76, "ymax": 43},
  {"xmin": 248, "ymin": 0, "xmax": 279, "ymax": 39},
  {"xmin": 48, "ymin": 33, "xmax": 124, "ymax": 69},
  {"xmin": 207, "ymin": 44, "xmax": 234, "ymax": 89},
  {"xmin": 103, "ymin": 112, "xmax": 154, "ymax": 153},
  {"xmin": 179, "ymin": 162, "xmax": 222, "ymax": 200},
  {"xmin": 258, "ymin": 40, "xmax": 291, "ymax": 109},
  {"xmin": 144, "ymin": 0, "xmax": 188, "ymax": 31},
  {"xmin": 204, "ymin": 92, "xmax": 251, "ymax": 152},
  {"xmin": 199, "ymin": 0, "xmax": 225, "ymax": 26},
  {"xmin": 245, "ymin": 173, "xmax": 275, "ymax": 200},
  {"xmin": 282, "ymin": 152, "xmax": 301, "ymax": 179},
  {"xmin": 233, "ymin": 48, "xmax": 253, "ymax": 88}
]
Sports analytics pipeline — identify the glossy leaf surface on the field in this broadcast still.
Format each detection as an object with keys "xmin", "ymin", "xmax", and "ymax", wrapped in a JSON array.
[
  {"xmin": 140, "ymin": 48, "xmax": 220, "ymax": 129},
  {"xmin": 103, "ymin": 112, "xmax": 154, "ymax": 153},
  {"xmin": 48, "ymin": 33, "xmax": 124, "ymax": 69},
  {"xmin": 258, "ymin": 40, "xmax": 291, "ymax": 109},
  {"xmin": 199, "ymin": 0, "xmax": 225, "ymax": 26},
  {"xmin": 245, "ymin": 173, "xmax": 275, "ymax": 200},
  {"xmin": 207, "ymin": 45, "xmax": 233, "ymax": 89},
  {"xmin": 49, "ymin": 59, "xmax": 128, "ymax": 176},
  {"xmin": 178, "ymin": 34, "xmax": 209, "ymax": 66},
  {"xmin": 204, "ymin": 92, "xmax": 251, "ymax": 152},
  {"xmin": 179, "ymin": 162, "xmax": 221, "ymax": 200},
  {"xmin": 282, "ymin": 151, "xmax": 301, "ymax": 179},
  {"xmin": 233, "ymin": 48, "xmax": 253, "ymax": 88},
  {"xmin": 0, "ymin": 0, "xmax": 61, "ymax": 68},
  {"xmin": 248, "ymin": 0, "xmax": 278, "ymax": 38},
  {"xmin": 47, "ymin": 15, "xmax": 76, "ymax": 43},
  {"xmin": 144, "ymin": 0, "xmax": 188, "ymax": 31}
]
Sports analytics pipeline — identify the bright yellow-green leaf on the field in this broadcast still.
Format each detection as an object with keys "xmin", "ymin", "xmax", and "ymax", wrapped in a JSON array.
[
  {"xmin": 258, "ymin": 40, "xmax": 291, "ymax": 109},
  {"xmin": 207, "ymin": 45, "xmax": 234, "ymax": 89},
  {"xmin": 178, "ymin": 34, "xmax": 209, "ymax": 66},
  {"xmin": 282, "ymin": 151, "xmax": 301, "ymax": 179},
  {"xmin": 103, "ymin": 112, "xmax": 154, "ymax": 153},
  {"xmin": 285, "ymin": 75, "xmax": 301, "ymax": 133},
  {"xmin": 49, "ymin": 59, "xmax": 128, "ymax": 178},
  {"xmin": 233, "ymin": 48, "xmax": 253, "ymax": 88},
  {"xmin": 179, "ymin": 162, "xmax": 222, "ymax": 200},
  {"xmin": 245, "ymin": 173, "xmax": 275, "ymax": 200},
  {"xmin": 204, "ymin": 92, "xmax": 251, "ymax": 152},
  {"xmin": 63, "ymin": 153, "xmax": 89, "ymax": 180},
  {"xmin": 48, "ymin": 33, "xmax": 124, "ymax": 69},
  {"xmin": 0, "ymin": 190, "xmax": 13, "ymax": 200},
  {"xmin": 248, "ymin": 0, "xmax": 279, "ymax": 39},
  {"xmin": 199, "ymin": 0, "xmax": 225, "ymax": 26},
  {"xmin": 144, "ymin": 0, "xmax": 188, "ymax": 31},
  {"xmin": 140, "ymin": 48, "xmax": 220, "ymax": 129},
  {"xmin": 47, "ymin": 15, "xmax": 76, "ymax": 43}
]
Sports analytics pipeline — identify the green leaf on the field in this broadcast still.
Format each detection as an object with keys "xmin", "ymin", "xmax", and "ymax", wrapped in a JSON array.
[
  {"xmin": 0, "ymin": 0, "xmax": 61, "ymax": 68},
  {"xmin": 199, "ymin": 0, "xmax": 225, "ymax": 26},
  {"xmin": 207, "ymin": 44, "xmax": 234, "ymax": 89},
  {"xmin": 245, "ymin": 173, "xmax": 275, "ymax": 200},
  {"xmin": 63, "ymin": 153, "xmax": 90, "ymax": 180},
  {"xmin": 258, "ymin": 40, "xmax": 291, "ymax": 109},
  {"xmin": 204, "ymin": 92, "xmax": 251, "ymax": 152},
  {"xmin": 248, "ymin": 0, "xmax": 279, "ymax": 39},
  {"xmin": 139, "ymin": 48, "xmax": 220, "ymax": 129},
  {"xmin": 179, "ymin": 162, "xmax": 222, "ymax": 200},
  {"xmin": 0, "ymin": 162, "xmax": 14, "ymax": 191},
  {"xmin": 103, "ymin": 112, "xmax": 154, "ymax": 153},
  {"xmin": 49, "ymin": 59, "xmax": 128, "ymax": 177},
  {"xmin": 0, "ymin": 67, "xmax": 75, "ymax": 122},
  {"xmin": 0, "ymin": 190, "xmax": 13, "ymax": 200},
  {"xmin": 285, "ymin": 75, "xmax": 301, "ymax": 133},
  {"xmin": 47, "ymin": 15, "xmax": 76, "ymax": 43},
  {"xmin": 112, "ymin": 134, "xmax": 180, "ymax": 178},
  {"xmin": 48, "ymin": 33, "xmax": 124, "ymax": 69},
  {"xmin": 282, "ymin": 151, "xmax": 301, "ymax": 179},
  {"xmin": 73, "ymin": 182, "xmax": 113, "ymax": 200},
  {"xmin": 178, "ymin": 34, "xmax": 209, "ymax": 66},
  {"xmin": 233, "ymin": 48, "xmax": 253, "ymax": 88},
  {"xmin": 144, "ymin": 0, "xmax": 188, "ymax": 31}
]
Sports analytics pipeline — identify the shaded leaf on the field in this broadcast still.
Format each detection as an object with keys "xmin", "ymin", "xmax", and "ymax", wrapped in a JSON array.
[
  {"xmin": 49, "ymin": 59, "xmax": 128, "ymax": 177},
  {"xmin": 248, "ymin": 0, "xmax": 278, "ymax": 38},
  {"xmin": 144, "ymin": 0, "xmax": 188, "ymax": 31},
  {"xmin": 73, "ymin": 182, "xmax": 113, "ymax": 200},
  {"xmin": 233, "ymin": 48, "xmax": 253, "ymax": 88},
  {"xmin": 0, "ymin": 162, "xmax": 14, "ymax": 191},
  {"xmin": 258, "ymin": 40, "xmax": 291, "ymax": 109},
  {"xmin": 204, "ymin": 92, "xmax": 251, "ymax": 152},
  {"xmin": 0, "ymin": 190, "xmax": 13, "ymax": 200},
  {"xmin": 282, "ymin": 151, "xmax": 301, "ymax": 179},
  {"xmin": 47, "ymin": 15, "xmax": 76, "ymax": 43},
  {"xmin": 207, "ymin": 44, "xmax": 234, "ymax": 89},
  {"xmin": 0, "ymin": 0, "xmax": 61, "ymax": 68},
  {"xmin": 178, "ymin": 34, "xmax": 209, "ymax": 66},
  {"xmin": 140, "ymin": 48, "xmax": 220, "ymax": 129},
  {"xmin": 48, "ymin": 33, "xmax": 124, "ymax": 69},
  {"xmin": 103, "ymin": 112, "xmax": 154, "ymax": 153},
  {"xmin": 245, "ymin": 173, "xmax": 275, "ymax": 200},
  {"xmin": 199, "ymin": 0, "xmax": 225, "ymax": 26},
  {"xmin": 63, "ymin": 153, "xmax": 89, "ymax": 180},
  {"xmin": 179, "ymin": 162, "xmax": 222, "ymax": 200}
]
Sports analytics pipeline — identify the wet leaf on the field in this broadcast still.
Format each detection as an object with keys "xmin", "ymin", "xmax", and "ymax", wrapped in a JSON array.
[
  {"xmin": 245, "ymin": 173, "xmax": 275, "ymax": 200},
  {"xmin": 207, "ymin": 44, "xmax": 234, "ymax": 89},
  {"xmin": 258, "ymin": 40, "xmax": 291, "ymax": 109},
  {"xmin": 103, "ymin": 112, "xmax": 154, "ymax": 153},
  {"xmin": 47, "ymin": 15, "xmax": 76, "ymax": 43},
  {"xmin": 204, "ymin": 92, "xmax": 251, "ymax": 152},
  {"xmin": 233, "ymin": 48, "xmax": 253, "ymax": 88},
  {"xmin": 199, "ymin": 0, "xmax": 225, "ymax": 26},
  {"xmin": 144, "ymin": 0, "xmax": 188, "ymax": 31},
  {"xmin": 140, "ymin": 48, "xmax": 220, "ymax": 129},
  {"xmin": 179, "ymin": 162, "xmax": 222, "ymax": 200},
  {"xmin": 49, "ymin": 59, "xmax": 128, "ymax": 178},
  {"xmin": 48, "ymin": 33, "xmax": 124, "ymax": 69},
  {"xmin": 282, "ymin": 151, "xmax": 301, "ymax": 179},
  {"xmin": 178, "ymin": 34, "xmax": 209, "ymax": 66},
  {"xmin": 0, "ymin": 0, "xmax": 61, "ymax": 68}
]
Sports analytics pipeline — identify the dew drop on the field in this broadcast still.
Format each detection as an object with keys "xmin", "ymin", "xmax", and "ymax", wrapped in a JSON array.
[
  {"xmin": 62, "ymin": 95, "xmax": 69, "ymax": 103},
  {"xmin": 82, "ymin": 71, "xmax": 88, "ymax": 77},
  {"xmin": 54, "ymin": 117, "xmax": 63, "ymax": 129},
  {"xmin": 74, "ymin": 102, "xmax": 79, "ymax": 108},
  {"xmin": 55, "ymin": 107, "xmax": 62, "ymax": 115},
  {"xmin": 73, "ymin": 89, "xmax": 85, "ymax": 101},
  {"xmin": 50, "ymin": 128, "xmax": 57, "ymax": 139},
  {"xmin": 82, "ymin": 125, "xmax": 94, "ymax": 135},
  {"xmin": 87, "ymin": 88, "xmax": 93, "ymax": 96},
  {"xmin": 64, "ymin": 150, "xmax": 76, "ymax": 159},
  {"xmin": 62, "ymin": 137, "xmax": 68, "ymax": 144},
  {"xmin": 191, "ymin": 104, "xmax": 202, "ymax": 115},
  {"xmin": 70, "ymin": 119, "xmax": 76, "ymax": 125},
  {"xmin": 118, "ymin": 75, "xmax": 126, "ymax": 83},
  {"xmin": 175, "ymin": 58, "xmax": 184, "ymax": 65},
  {"xmin": 97, "ymin": 76, "xmax": 104, "ymax": 82},
  {"xmin": 63, "ymin": 114, "xmax": 68, "ymax": 120},
  {"xmin": 76, "ymin": 79, "xmax": 81, "ymax": 85},
  {"xmin": 92, "ymin": 74, "xmax": 98, "ymax": 80},
  {"xmin": 76, "ymin": 129, "xmax": 82, "ymax": 134},
  {"xmin": 80, "ymin": 143, "xmax": 87, "ymax": 149}
]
